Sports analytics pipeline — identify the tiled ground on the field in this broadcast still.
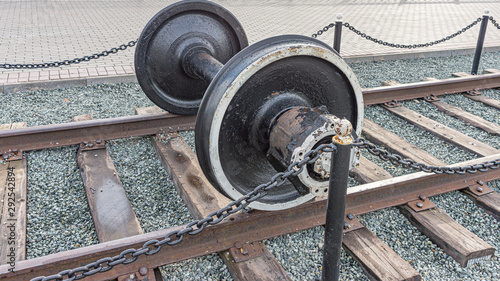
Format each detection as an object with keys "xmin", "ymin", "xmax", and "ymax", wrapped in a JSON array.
[{"xmin": 1, "ymin": 0, "xmax": 500, "ymax": 84}]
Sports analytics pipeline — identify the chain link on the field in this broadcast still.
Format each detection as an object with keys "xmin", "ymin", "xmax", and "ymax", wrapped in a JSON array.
[
  {"xmin": 311, "ymin": 23, "xmax": 335, "ymax": 38},
  {"xmin": 0, "ymin": 40, "xmax": 137, "ymax": 69},
  {"xmin": 30, "ymin": 142, "xmax": 338, "ymax": 281},
  {"xmin": 353, "ymin": 138, "xmax": 500, "ymax": 174},
  {"xmin": 490, "ymin": 16, "xmax": 500, "ymax": 30}
]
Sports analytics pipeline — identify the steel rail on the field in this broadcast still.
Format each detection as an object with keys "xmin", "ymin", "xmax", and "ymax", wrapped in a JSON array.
[
  {"xmin": 2, "ymin": 153, "xmax": 499, "ymax": 281},
  {"xmin": 363, "ymin": 72, "xmax": 500, "ymax": 105},
  {"xmin": 0, "ymin": 113, "xmax": 196, "ymax": 152},
  {"xmin": 0, "ymin": 73, "xmax": 499, "ymax": 152}
]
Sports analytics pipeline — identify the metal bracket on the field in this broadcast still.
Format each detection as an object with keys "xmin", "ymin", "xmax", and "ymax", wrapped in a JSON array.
[
  {"xmin": 342, "ymin": 213, "xmax": 364, "ymax": 233},
  {"xmin": 79, "ymin": 140, "xmax": 106, "ymax": 151},
  {"xmin": 228, "ymin": 242, "xmax": 264, "ymax": 262},
  {"xmin": 467, "ymin": 180, "xmax": 494, "ymax": 196},
  {"xmin": 407, "ymin": 197, "xmax": 437, "ymax": 212},
  {"xmin": 465, "ymin": 90, "xmax": 482, "ymax": 96},
  {"xmin": 0, "ymin": 149, "xmax": 23, "ymax": 161},
  {"xmin": 424, "ymin": 95, "xmax": 440, "ymax": 102},
  {"xmin": 117, "ymin": 266, "xmax": 155, "ymax": 281},
  {"xmin": 383, "ymin": 99, "xmax": 401, "ymax": 108}
]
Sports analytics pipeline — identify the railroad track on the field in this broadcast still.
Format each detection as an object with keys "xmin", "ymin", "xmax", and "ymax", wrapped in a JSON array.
[{"xmin": 0, "ymin": 70, "xmax": 499, "ymax": 281}]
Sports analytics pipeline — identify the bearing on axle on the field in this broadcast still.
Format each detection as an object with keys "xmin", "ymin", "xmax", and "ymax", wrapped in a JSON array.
[{"xmin": 135, "ymin": 0, "xmax": 364, "ymax": 210}]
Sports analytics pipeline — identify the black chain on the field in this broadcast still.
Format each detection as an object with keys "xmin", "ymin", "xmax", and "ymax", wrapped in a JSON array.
[
  {"xmin": 311, "ymin": 23, "xmax": 335, "ymax": 38},
  {"xmin": 312, "ymin": 18, "xmax": 483, "ymax": 49},
  {"xmin": 30, "ymin": 142, "xmax": 337, "ymax": 281},
  {"xmin": 0, "ymin": 40, "xmax": 137, "ymax": 69},
  {"xmin": 490, "ymin": 16, "xmax": 500, "ymax": 30},
  {"xmin": 354, "ymin": 138, "xmax": 500, "ymax": 174},
  {"xmin": 344, "ymin": 18, "xmax": 482, "ymax": 48}
]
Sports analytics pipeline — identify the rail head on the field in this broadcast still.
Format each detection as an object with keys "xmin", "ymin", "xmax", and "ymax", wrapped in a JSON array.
[
  {"xmin": 362, "ymin": 72, "xmax": 500, "ymax": 105},
  {"xmin": 0, "ymin": 113, "xmax": 196, "ymax": 152}
]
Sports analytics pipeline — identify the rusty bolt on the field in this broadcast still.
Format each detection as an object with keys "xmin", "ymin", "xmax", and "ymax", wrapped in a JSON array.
[
  {"xmin": 12, "ymin": 149, "xmax": 17, "ymax": 153},
  {"xmin": 416, "ymin": 202, "xmax": 424, "ymax": 208},
  {"xmin": 477, "ymin": 180, "xmax": 484, "ymax": 186},
  {"xmin": 88, "ymin": 143, "xmax": 94, "ymax": 148},
  {"xmin": 346, "ymin": 213, "xmax": 354, "ymax": 220},
  {"xmin": 139, "ymin": 267, "xmax": 148, "ymax": 276},
  {"xmin": 343, "ymin": 222, "xmax": 350, "ymax": 229},
  {"xmin": 2, "ymin": 155, "xmax": 8, "ymax": 160},
  {"xmin": 96, "ymin": 140, "xmax": 102, "ymax": 144},
  {"xmin": 83, "ymin": 141, "xmax": 88, "ymax": 145},
  {"xmin": 234, "ymin": 242, "xmax": 242, "ymax": 249},
  {"xmin": 418, "ymin": 195, "xmax": 426, "ymax": 201},
  {"xmin": 476, "ymin": 186, "xmax": 483, "ymax": 193}
]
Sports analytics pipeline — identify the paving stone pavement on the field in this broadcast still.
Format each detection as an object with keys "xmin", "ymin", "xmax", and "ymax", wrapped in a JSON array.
[{"xmin": 1, "ymin": 0, "xmax": 500, "ymax": 85}]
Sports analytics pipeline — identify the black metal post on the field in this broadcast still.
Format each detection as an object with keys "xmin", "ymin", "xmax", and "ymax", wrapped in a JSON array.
[
  {"xmin": 471, "ymin": 11, "xmax": 490, "ymax": 75},
  {"xmin": 333, "ymin": 14, "xmax": 343, "ymax": 54},
  {"xmin": 321, "ymin": 139, "xmax": 351, "ymax": 281}
]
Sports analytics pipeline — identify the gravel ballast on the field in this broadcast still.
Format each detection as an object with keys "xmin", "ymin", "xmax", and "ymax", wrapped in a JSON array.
[{"xmin": 1, "ymin": 51, "xmax": 499, "ymax": 280}]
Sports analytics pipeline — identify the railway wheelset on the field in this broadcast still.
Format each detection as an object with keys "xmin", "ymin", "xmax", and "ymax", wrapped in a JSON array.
[{"xmin": 135, "ymin": 0, "xmax": 364, "ymax": 211}]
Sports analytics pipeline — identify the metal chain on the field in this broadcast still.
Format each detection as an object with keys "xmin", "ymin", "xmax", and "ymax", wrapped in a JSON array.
[
  {"xmin": 0, "ymin": 40, "xmax": 137, "ymax": 69},
  {"xmin": 30, "ymin": 142, "xmax": 337, "ymax": 281},
  {"xmin": 354, "ymin": 138, "xmax": 500, "ymax": 174},
  {"xmin": 4, "ymin": 14, "xmax": 493, "ymax": 69},
  {"xmin": 344, "ymin": 18, "xmax": 482, "ymax": 48},
  {"xmin": 311, "ymin": 23, "xmax": 335, "ymax": 38},
  {"xmin": 312, "ymin": 18, "xmax": 483, "ymax": 49},
  {"xmin": 490, "ymin": 16, "xmax": 500, "ymax": 30}
]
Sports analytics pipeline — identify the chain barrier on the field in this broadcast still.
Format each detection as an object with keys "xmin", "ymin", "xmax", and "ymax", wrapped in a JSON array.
[
  {"xmin": 490, "ymin": 16, "xmax": 500, "ymax": 30},
  {"xmin": 354, "ymin": 138, "xmax": 500, "ymax": 174},
  {"xmin": 2, "ymin": 15, "xmax": 499, "ymax": 69},
  {"xmin": 0, "ymin": 40, "xmax": 137, "ymax": 69},
  {"xmin": 312, "ymin": 18, "xmax": 483, "ymax": 49},
  {"xmin": 30, "ymin": 137, "xmax": 500, "ymax": 281}
]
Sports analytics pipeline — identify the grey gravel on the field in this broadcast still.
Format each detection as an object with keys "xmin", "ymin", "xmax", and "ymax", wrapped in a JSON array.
[
  {"xmin": 0, "ymin": 83, "xmax": 154, "ymax": 126},
  {"xmin": 25, "ymin": 146, "xmax": 98, "ymax": 259},
  {"xmin": 1, "ymin": 50, "xmax": 499, "ymax": 280}
]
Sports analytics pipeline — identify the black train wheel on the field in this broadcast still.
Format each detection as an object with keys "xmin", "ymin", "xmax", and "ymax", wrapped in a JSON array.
[{"xmin": 195, "ymin": 35, "xmax": 364, "ymax": 210}]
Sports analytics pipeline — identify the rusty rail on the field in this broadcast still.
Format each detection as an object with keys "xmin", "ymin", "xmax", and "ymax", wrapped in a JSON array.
[
  {"xmin": 1, "ymin": 73, "xmax": 499, "ymax": 152},
  {"xmin": 363, "ymin": 72, "xmax": 500, "ymax": 105},
  {"xmin": 0, "ymin": 113, "xmax": 195, "ymax": 152},
  {"xmin": 2, "ymin": 153, "xmax": 499, "ymax": 281}
]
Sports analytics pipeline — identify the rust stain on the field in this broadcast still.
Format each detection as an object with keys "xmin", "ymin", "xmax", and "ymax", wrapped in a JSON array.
[
  {"xmin": 187, "ymin": 174, "xmax": 215, "ymax": 202},
  {"xmin": 175, "ymin": 152, "xmax": 187, "ymax": 163},
  {"xmin": 333, "ymin": 135, "xmax": 353, "ymax": 145}
]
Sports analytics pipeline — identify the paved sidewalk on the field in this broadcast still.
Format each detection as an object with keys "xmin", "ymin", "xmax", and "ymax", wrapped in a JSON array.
[{"xmin": 1, "ymin": 0, "xmax": 500, "ymax": 88}]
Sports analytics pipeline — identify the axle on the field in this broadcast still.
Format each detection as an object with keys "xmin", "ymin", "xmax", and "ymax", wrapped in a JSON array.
[{"xmin": 183, "ymin": 49, "xmax": 224, "ymax": 84}]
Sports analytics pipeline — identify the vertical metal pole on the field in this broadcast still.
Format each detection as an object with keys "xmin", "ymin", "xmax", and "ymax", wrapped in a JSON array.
[
  {"xmin": 333, "ymin": 14, "xmax": 343, "ymax": 54},
  {"xmin": 471, "ymin": 10, "xmax": 490, "ymax": 75},
  {"xmin": 322, "ymin": 120, "xmax": 352, "ymax": 281}
]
